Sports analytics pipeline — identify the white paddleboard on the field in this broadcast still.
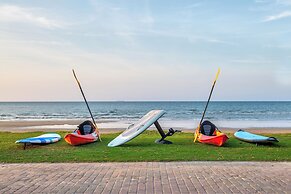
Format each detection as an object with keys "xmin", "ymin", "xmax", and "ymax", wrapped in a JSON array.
[
  {"xmin": 108, "ymin": 110, "xmax": 166, "ymax": 147},
  {"xmin": 15, "ymin": 133, "xmax": 61, "ymax": 144}
]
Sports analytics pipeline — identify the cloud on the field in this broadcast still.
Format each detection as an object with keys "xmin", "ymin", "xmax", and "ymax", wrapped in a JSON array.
[
  {"xmin": 188, "ymin": 36, "xmax": 235, "ymax": 45},
  {"xmin": 230, "ymin": 59, "xmax": 276, "ymax": 64},
  {"xmin": 206, "ymin": 39, "xmax": 236, "ymax": 45},
  {"xmin": 276, "ymin": 0, "xmax": 291, "ymax": 5},
  {"xmin": 183, "ymin": 2, "xmax": 202, "ymax": 9},
  {"xmin": 263, "ymin": 11, "xmax": 291, "ymax": 21},
  {"xmin": 256, "ymin": 0, "xmax": 291, "ymax": 5},
  {"xmin": 0, "ymin": 39, "xmax": 72, "ymax": 46},
  {"xmin": 264, "ymin": 44, "xmax": 291, "ymax": 48},
  {"xmin": 0, "ymin": 4, "xmax": 63, "ymax": 29},
  {"xmin": 140, "ymin": 15, "xmax": 154, "ymax": 24},
  {"xmin": 255, "ymin": 0, "xmax": 272, "ymax": 3}
]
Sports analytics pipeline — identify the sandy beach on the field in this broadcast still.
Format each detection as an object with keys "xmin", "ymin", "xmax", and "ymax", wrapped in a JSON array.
[
  {"xmin": 0, "ymin": 120, "xmax": 123, "ymax": 134},
  {"xmin": 1, "ymin": 120, "xmax": 290, "ymax": 134}
]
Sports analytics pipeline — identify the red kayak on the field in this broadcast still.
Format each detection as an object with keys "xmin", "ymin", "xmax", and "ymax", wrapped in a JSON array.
[
  {"xmin": 197, "ymin": 131, "xmax": 228, "ymax": 147},
  {"xmin": 65, "ymin": 120, "xmax": 98, "ymax": 146},
  {"xmin": 195, "ymin": 120, "xmax": 228, "ymax": 147}
]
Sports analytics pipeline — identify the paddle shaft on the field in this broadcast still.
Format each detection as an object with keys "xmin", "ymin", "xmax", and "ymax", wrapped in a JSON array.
[
  {"xmin": 199, "ymin": 81, "xmax": 216, "ymax": 126},
  {"xmin": 199, "ymin": 69, "xmax": 220, "ymax": 126},
  {"xmin": 72, "ymin": 69, "xmax": 101, "ymax": 140}
]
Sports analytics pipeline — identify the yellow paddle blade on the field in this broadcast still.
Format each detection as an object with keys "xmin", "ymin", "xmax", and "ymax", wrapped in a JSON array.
[
  {"xmin": 193, "ymin": 125, "xmax": 200, "ymax": 142},
  {"xmin": 97, "ymin": 132, "xmax": 102, "ymax": 142},
  {"xmin": 194, "ymin": 133, "xmax": 198, "ymax": 142},
  {"xmin": 94, "ymin": 124, "xmax": 102, "ymax": 142},
  {"xmin": 214, "ymin": 68, "xmax": 220, "ymax": 84}
]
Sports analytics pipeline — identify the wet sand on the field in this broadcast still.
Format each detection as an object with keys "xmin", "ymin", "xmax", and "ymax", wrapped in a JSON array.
[
  {"xmin": 0, "ymin": 120, "xmax": 123, "ymax": 134},
  {"xmin": 0, "ymin": 120, "xmax": 290, "ymax": 134}
]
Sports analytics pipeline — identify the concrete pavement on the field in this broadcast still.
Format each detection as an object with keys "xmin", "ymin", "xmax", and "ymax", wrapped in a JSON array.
[{"xmin": 0, "ymin": 162, "xmax": 290, "ymax": 193}]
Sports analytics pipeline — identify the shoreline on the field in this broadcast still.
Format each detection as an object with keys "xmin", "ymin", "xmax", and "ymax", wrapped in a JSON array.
[{"xmin": 0, "ymin": 120, "xmax": 291, "ymax": 134}]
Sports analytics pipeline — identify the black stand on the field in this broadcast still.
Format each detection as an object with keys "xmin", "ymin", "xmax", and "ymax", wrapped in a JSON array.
[
  {"xmin": 154, "ymin": 121, "xmax": 181, "ymax": 144},
  {"xmin": 22, "ymin": 143, "xmax": 33, "ymax": 150}
]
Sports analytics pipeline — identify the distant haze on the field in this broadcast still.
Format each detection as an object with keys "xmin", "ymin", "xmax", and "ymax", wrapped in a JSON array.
[{"xmin": 0, "ymin": 0, "xmax": 290, "ymax": 101}]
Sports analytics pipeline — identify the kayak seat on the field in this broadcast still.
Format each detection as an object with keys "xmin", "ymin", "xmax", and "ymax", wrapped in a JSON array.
[
  {"xmin": 77, "ymin": 120, "xmax": 95, "ymax": 135},
  {"xmin": 200, "ymin": 120, "xmax": 216, "ymax": 136}
]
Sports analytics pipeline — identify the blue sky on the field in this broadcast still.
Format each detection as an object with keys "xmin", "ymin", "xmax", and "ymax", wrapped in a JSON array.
[{"xmin": 0, "ymin": 0, "xmax": 290, "ymax": 101}]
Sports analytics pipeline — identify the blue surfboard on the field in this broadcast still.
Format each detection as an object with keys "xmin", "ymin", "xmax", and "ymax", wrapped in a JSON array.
[
  {"xmin": 234, "ymin": 129, "xmax": 278, "ymax": 144},
  {"xmin": 16, "ymin": 133, "xmax": 61, "ymax": 144}
]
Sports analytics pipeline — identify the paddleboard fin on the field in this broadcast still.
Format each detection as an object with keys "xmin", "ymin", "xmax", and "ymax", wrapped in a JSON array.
[{"xmin": 268, "ymin": 137, "xmax": 279, "ymax": 142}]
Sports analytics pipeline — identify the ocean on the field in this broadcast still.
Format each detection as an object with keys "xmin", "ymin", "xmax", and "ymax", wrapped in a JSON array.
[{"xmin": 1, "ymin": 101, "xmax": 291, "ymax": 129}]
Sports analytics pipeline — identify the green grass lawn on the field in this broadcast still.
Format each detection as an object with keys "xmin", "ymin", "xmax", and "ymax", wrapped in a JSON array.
[{"xmin": 0, "ymin": 131, "xmax": 290, "ymax": 162}]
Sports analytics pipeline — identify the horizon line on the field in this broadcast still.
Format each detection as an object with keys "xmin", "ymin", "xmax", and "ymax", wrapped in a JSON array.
[{"xmin": 0, "ymin": 100, "xmax": 291, "ymax": 103}]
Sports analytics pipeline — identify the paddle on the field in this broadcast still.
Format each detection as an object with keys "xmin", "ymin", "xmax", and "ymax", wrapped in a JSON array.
[
  {"xmin": 72, "ymin": 69, "xmax": 101, "ymax": 141},
  {"xmin": 194, "ymin": 68, "xmax": 220, "ymax": 142}
]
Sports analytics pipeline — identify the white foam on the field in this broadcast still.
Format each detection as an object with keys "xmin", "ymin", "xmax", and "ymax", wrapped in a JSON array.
[
  {"xmin": 160, "ymin": 120, "xmax": 291, "ymax": 129},
  {"xmin": 17, "ymin": 119, "xmax": 291, "ymax": 131}
]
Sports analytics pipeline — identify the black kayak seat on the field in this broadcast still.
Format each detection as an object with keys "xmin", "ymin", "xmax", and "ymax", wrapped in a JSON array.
[
  {"xmin": 200, "ymin": 120, "xmax": 217, "ymax": 136},
  {"xmin": 78, "ymin": 120, "xmax": 95, "ymax": 135}
]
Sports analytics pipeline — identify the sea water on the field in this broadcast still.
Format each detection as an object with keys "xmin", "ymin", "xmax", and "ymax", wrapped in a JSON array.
[{"xmin": 1, "ymin": 101, "xmax": 291, "ymax": 129}]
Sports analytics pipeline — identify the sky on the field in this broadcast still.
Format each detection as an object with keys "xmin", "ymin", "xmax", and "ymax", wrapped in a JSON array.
[{"xmin": 0, "ymin": 0, "xmax": 290, "ymax": 101}]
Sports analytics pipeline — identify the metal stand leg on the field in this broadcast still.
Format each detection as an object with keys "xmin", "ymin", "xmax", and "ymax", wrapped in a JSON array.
[{"xmin": 154, "ymin": 121, "xmax": 181, "ymax": 144}]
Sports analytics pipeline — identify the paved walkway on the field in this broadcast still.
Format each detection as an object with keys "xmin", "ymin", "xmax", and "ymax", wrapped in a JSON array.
[{"xmin": 0, "ymin": 162, "xmax": 290, "ymax": 193}]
